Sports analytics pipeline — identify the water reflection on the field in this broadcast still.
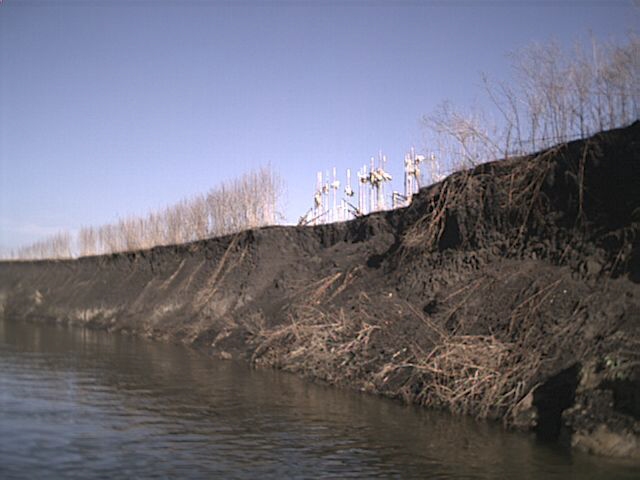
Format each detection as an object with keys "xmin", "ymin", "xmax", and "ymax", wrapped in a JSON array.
[{"xmin": 0, "ymin": 318, "xmax": 636, "ymax": 479}]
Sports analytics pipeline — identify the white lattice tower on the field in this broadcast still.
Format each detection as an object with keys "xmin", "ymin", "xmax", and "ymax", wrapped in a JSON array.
[
  {"xmin": 313, "ymin": 171, "xmax": 323, "ymax": 225},
  {"xmin": 357, "ymin": 165, "xmax": 368, "ymax": 216},
  {"xmin": 345, "ymin": 168, "xmax": 354, "ymax": 219},
  {"xmin": 369, "ymin": 152, "xmax": 392, "ymax": 211},
  {"xmin": 330, "ymin": 166, "xmax": 340, "ymax": 222}
]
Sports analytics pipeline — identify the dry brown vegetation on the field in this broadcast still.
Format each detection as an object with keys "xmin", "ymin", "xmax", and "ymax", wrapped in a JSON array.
[{"xmin": 247, "ymin": 267, "xmax": 543, "ymax": 421}]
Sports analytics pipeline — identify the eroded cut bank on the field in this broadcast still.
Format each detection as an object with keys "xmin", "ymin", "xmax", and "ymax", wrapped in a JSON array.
[{"xmin": 1, "ymin": 122, "xmax": 638, "ymax": 459}]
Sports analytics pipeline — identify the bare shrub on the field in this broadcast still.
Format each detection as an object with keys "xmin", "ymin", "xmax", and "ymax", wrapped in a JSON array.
[{"xmin": 425, "ymin": 102, "xmax": 503, "ymax": 171}]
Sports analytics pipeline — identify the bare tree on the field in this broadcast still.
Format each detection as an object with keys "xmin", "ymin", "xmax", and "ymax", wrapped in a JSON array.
[
  {"xmin": 427, "ymin": 34, "xmax": 639, "ymax": 172},
  {"xmin": 78, "ymin": 226, "xmax": 98, "ymax": 257},
  {"xmin": 424, "ymin": 102, "xmax": 503, "ymax": 176}
]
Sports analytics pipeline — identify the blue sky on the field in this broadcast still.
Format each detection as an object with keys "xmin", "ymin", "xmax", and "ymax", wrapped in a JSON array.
[{"xmin": 1, "ymin": 0, "xmax": 638, "ymax": 251}]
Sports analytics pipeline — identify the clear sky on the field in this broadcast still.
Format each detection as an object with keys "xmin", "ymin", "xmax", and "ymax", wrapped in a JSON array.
[{"xmin": 1, "ymin": 0, "xmax": 638, "ymax": 252}]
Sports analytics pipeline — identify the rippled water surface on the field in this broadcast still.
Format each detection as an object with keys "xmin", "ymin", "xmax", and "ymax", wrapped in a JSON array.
[{"xmin": 0, "ymin": 318, "xmax": 637, "ymax": 479}]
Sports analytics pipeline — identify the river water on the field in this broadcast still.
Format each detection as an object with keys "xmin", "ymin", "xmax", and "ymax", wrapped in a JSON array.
[{"xmin": 0, "ymin": 318, "xmax": 636, "ymax": 479}]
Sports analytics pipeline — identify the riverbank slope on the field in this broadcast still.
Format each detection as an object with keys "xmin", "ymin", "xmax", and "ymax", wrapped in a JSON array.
[{"xmin": 1, "ymin": 122, "xmax": 638, "ymax": 458}]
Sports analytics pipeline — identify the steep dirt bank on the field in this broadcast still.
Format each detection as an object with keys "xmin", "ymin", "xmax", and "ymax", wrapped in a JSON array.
[{"xmin": 1, "ymin": 122, "xmax": 639, "ymax": 458}]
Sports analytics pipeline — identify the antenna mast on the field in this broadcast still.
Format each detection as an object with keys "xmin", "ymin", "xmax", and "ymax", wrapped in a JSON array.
[{"xmin": 369, "ymin": 151, "xmax": 392, "ymax": 212}]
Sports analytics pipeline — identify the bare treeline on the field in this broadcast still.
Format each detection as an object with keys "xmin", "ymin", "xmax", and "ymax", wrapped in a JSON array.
[
  {"xmin": 424, "ymin": 34, "xmax": 639, "ymax": 174},
  {"xmin": 8, "ymin": 165, "xmax": 282, "ymax": 260},
  {"xmin": 9, "ymin": 232, "xmax": 73, "ymax": 261}
]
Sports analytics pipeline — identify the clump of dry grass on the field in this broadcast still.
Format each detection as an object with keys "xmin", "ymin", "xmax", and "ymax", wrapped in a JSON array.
[
  {"xmin": 404, "ymin": 335, "xmax": 540, "ymax": 419},
  {"xmin": 250, "ymin": 304, "xmax": 381, "ymax": 383},
  {"xmin": 249, "ymin": 270, "xmax": 395, "ymax": 386}
]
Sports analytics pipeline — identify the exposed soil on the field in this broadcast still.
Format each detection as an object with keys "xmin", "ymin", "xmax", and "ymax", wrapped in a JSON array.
[{"xmin": 1, "ymin": 122, "xmax": 639, "ymax": 458}]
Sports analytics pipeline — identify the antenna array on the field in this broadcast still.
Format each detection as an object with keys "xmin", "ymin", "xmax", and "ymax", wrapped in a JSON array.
[{"xmin": 300, "ymin": 148, "xmax": 436, "ymax": 225}]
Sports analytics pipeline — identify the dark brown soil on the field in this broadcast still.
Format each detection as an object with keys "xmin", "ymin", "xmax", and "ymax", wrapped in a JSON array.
[{"xmin": 1, "ymin": 122, "xmax": 639, "ymax": 458}]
